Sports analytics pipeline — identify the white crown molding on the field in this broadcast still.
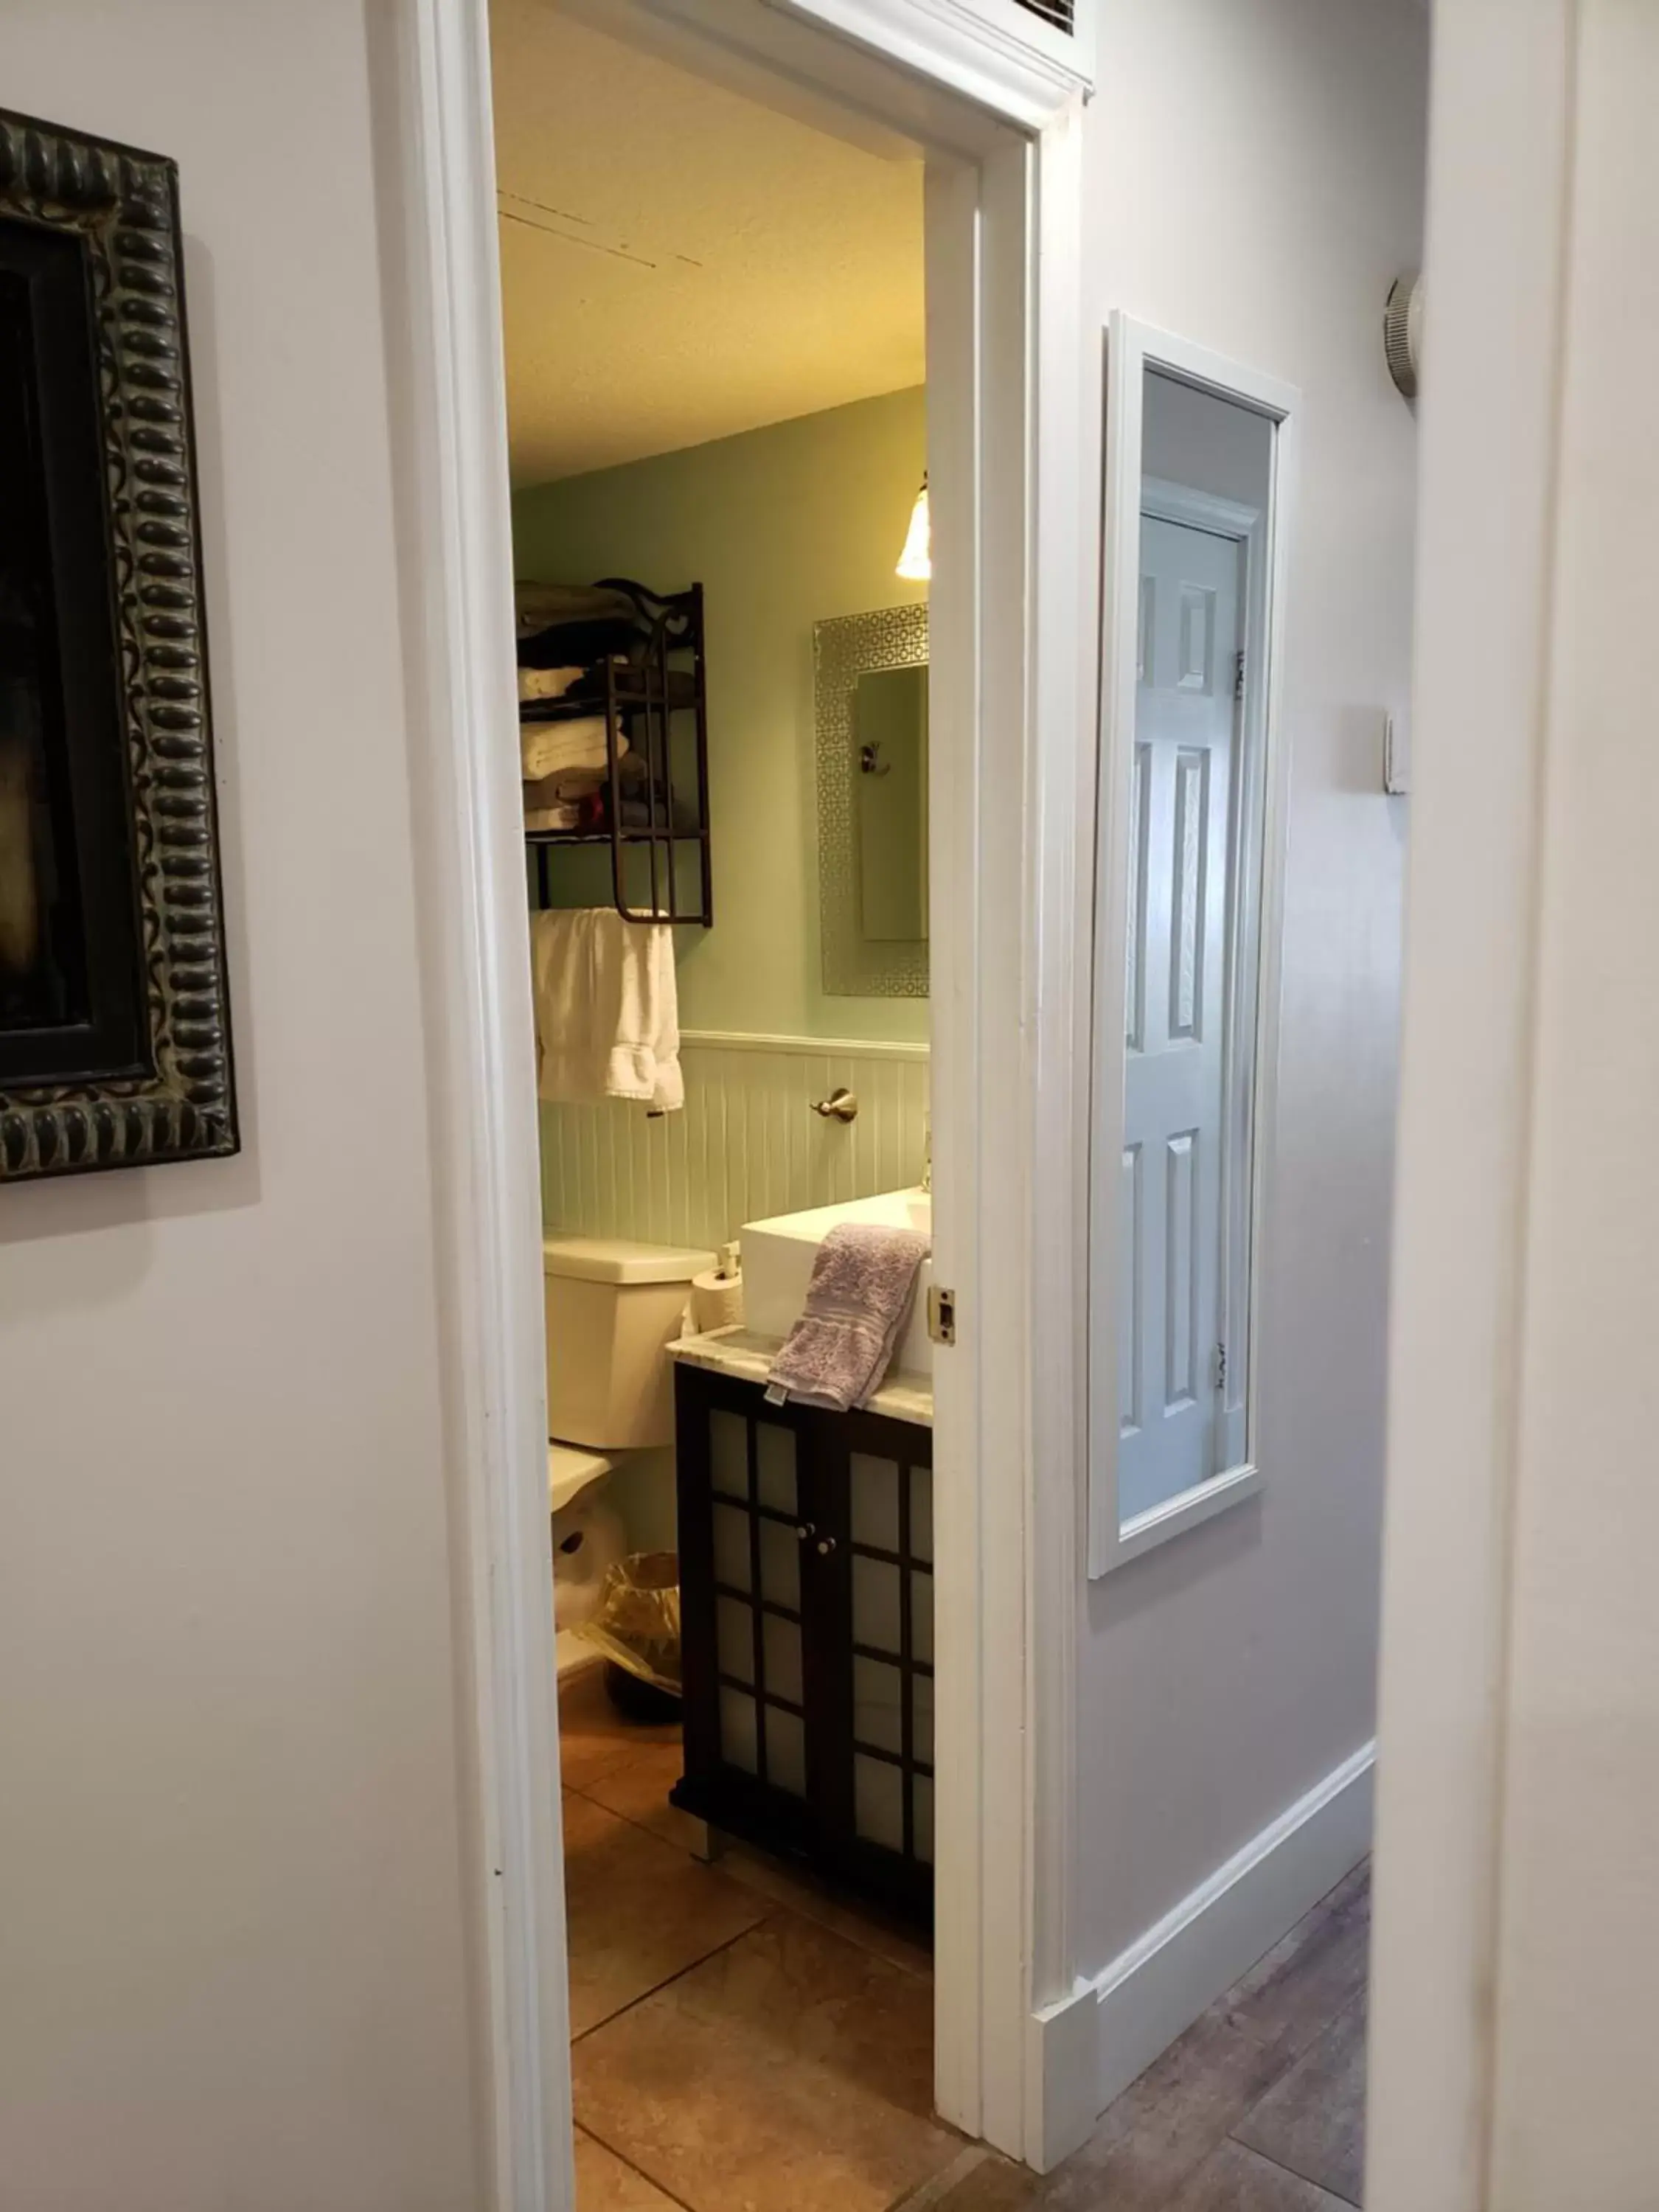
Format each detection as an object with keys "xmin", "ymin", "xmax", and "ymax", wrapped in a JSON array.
[{"xmin": 769, "ymin": 0, "xmax": 1093, "ymax": 131}]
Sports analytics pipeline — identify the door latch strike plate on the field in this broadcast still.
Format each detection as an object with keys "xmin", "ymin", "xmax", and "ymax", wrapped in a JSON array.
[{"xmin": 928, "ymin": 1285, "xmax": 957, "ymax": 1347}]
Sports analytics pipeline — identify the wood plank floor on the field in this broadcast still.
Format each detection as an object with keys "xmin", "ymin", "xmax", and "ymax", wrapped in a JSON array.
[{"xmin": 896, "ymin": 1863, "xmax": 1371, "ymax": 2212}]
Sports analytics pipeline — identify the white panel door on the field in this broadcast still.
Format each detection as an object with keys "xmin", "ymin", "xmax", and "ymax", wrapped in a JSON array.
[{"xmin": 1118, "ymin": 514, "xmax": 1241, "ymax": 1521}]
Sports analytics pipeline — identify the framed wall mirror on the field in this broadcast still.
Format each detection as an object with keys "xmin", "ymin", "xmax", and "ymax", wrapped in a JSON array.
[
  {"xmin": 0, "ymin": 109, "xmax": 236, "ymax": 1182},
  {"xmin": 814, "ymin": 605, "xmax": 928, "ymax": 1000},
  {"xmin": 1089, "ymin": 318, "xmax": 1298, "ymax": 1573}
]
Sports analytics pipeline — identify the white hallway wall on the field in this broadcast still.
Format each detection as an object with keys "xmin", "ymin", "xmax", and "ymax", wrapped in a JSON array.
[
  {"xmin": 1074, "ymin": 0, "xmax": 1425, "ymax": 2008},
  {"xmin": 0, "ymin": 6, "xmax": 486, "ymax": 2209},
  {"xmin": 1371, "ymin": 4, "xmax": 1659, "ymax": 2207}
]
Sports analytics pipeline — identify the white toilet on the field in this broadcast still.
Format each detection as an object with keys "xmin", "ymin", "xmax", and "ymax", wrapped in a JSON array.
[{"xmin": 543, "ymin": 1235, "xmax": 713, "ymax": 1670}]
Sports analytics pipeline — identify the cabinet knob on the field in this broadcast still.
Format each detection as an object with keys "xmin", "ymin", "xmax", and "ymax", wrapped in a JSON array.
[
  {"xmin": 815, "ymin": 1537, "xmax": 838, "ymax": 1557},
  {"xmin": 796, "ymin": 1523, "xmax": 815, "ymax": 1544}
]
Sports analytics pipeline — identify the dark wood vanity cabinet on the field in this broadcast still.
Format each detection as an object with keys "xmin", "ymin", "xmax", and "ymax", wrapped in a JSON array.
[{"xmin": 671, "ymin": 1363, "xmax": 935, "ymax": 1930}]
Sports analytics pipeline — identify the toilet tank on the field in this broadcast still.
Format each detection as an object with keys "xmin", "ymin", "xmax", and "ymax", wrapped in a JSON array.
[{"xmin": 543, "ymin": 1237, "xmax": 714, "ymax": 1450}]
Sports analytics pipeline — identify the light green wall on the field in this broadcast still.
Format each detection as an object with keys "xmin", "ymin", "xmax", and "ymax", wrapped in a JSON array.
[{"xmin": 512, "ymin": 387, "xmax": 929, "ymax": 1043}]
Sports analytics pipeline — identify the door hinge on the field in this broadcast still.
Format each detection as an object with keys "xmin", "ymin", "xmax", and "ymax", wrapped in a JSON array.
[
  {"xmin": 1214, "ymin": 1340, "xmax": 1228, "ymax": 1391},
  {"xmin": 928, "ymin": 1284, "xmax": 957, "ymax": 1347},
  {"xmin": 1234, "ymin": 650, "xmax": 1245, "ymax": 703}
]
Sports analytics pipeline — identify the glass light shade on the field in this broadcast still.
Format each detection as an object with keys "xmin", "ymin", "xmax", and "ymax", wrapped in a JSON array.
[{"xmin": 895, "ymin": 480, "xmax": 931, "ymax": 582}]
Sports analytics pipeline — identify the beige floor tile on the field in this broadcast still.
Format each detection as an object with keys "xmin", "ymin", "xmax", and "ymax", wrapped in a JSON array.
[
  {"xmin": 580, "ymin": 1739, "xmax": 709, "ymax": 1857},
  {"xmin": 558, "ymin": 1669, "xmax": 680, "ymax": 1793},
  {"xmin": 574, "ymin": 2128, "xmax": 683, "ymax": 2210},
  {"xmin": 562, "ymin": 1790, "xmax": 766, "ymax": 2038},
  {"xmin": 1234, "ymin": 1996, "xmax": 1366, "ymax": 2206},
  {"xmin": 893, "ymin": 2147, "xmax": 1038, "ymax": 2210},
  {"xmin": 571, "ymin": 1907, "xmax": 961, "ymax": 2212},
  {"xmin": 580, "ymin": 1736, "xmax": 934, "ymax": 1981},
  {"xmin": 718, "ymin": 1838, "xmax": 934, "ymax": 1980},
  {"xmin": 1164, "ymin": 2138, "xmax": 1351, "ymax": 2211}
]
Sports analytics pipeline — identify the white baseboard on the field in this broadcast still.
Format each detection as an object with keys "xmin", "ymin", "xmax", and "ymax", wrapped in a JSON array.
[{"xmin": 1026, "ymin": 1742, "xmax": 1375, "ymax": 2171}]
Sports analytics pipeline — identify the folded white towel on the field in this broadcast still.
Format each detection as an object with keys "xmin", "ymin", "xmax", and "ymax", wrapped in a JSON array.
[
  {"xmin": 530, "ymin": 907, "xmax": 683, "ymax": 1114},
  {"xmin": 520, "ymin": 716, "xmax": 622, "ymax": 785}
]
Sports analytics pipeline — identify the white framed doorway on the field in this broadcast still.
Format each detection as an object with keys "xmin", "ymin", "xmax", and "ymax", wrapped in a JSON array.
[{"xmin": 387, "ymin": 0, "xmax": 1097, "ymax": 2202}]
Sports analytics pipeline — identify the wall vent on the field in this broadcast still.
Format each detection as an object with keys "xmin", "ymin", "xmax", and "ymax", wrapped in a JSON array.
[{"xmin": 1011, "ymin": 0, "xmax": 1075, "ymax": 28}]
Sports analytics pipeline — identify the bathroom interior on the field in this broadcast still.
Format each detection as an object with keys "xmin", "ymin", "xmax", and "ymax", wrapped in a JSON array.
[{"xmin": 493, "ymin": 5, "xmax": 955, "ymax": 2204}]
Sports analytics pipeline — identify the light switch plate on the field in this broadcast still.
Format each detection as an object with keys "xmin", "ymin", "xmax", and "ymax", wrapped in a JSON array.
[{"xmin": 1383, "ymin": 710, "xmax": 1411, "ymax": 796}]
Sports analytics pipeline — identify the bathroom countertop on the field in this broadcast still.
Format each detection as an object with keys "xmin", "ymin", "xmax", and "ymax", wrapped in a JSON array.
[{"xmin": 669, "ymin": 1325, "xmax": 933, "ymax": 1430}]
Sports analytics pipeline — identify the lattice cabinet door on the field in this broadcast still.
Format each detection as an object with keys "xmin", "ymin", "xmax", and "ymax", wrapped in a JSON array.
[
  {"xmin": 672, "ymin": 1365, "xmax": 934, "ymax": 1928},
  {"xmin": 675, "ymin": 1370, "xmax": 820, "ymax": 1861},
  {"xmin": 809, "ymin": 1409, "xmax": 935, "ymax": 1924}
]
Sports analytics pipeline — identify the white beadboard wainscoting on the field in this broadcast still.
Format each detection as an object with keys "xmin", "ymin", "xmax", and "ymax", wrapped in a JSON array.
[{"xmin": 538, "ymin": 1029, "xmax": 930, "ymax": 1251}]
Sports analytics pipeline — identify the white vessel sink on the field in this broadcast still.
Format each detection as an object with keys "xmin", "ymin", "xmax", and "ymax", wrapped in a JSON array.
[{"xmin": 740, "ymin": 1187, "xmax": 933, "ymax": 1377}]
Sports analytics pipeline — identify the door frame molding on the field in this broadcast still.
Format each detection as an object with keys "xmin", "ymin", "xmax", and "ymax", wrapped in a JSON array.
[
  {"xmin": 1088, "ymin": 316, "xmax": 1299, "ymax": 1578},
  {"xmin": 385, "ymin": 7, "xmax": 575, "ymax": 2211},
  {"xmin": 393, "ymin": 0, "xmax": 1096, "ymax": 2199},
  {"xmin": 1366, "ymin": 5, "xmax": 1581, "ymax": 2205}
]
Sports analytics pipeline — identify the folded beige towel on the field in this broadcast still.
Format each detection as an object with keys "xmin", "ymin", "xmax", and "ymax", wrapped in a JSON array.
[
  {"xmin": 765, "ymin": 1225, "xmax": 931, "ymax": 1413},
  {"xmin": 518, "ymin": 664, "xmax": 584, "ymax": 703},
  {"xmin": 521, "ymin": 714, "xmax": 623, "ymax": 785},
  {"xmin": 523, "ymin": 764, "xmax": 605, "ymax": 804},
  {"xmin": 523, "ymin": 790, "xmax": 581, "ymax": 832}
]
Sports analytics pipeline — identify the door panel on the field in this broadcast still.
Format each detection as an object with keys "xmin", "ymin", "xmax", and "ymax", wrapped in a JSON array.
[
  {"xmin": 676, "ymin": 1375, "xmax": 813, "ymax": 1809},
  {"xmin": 1119, "ymin": 514, "xmax": 1242, "ymax": 1522},
  {"xmin": 674, "ymin": 1365, "xmax": 936, "ymax": 1924}
]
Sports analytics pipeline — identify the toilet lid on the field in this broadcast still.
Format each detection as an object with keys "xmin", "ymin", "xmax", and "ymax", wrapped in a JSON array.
[{"xmin": 549, "ymin": 1441, "xmax": 613, "ymax": 1515}]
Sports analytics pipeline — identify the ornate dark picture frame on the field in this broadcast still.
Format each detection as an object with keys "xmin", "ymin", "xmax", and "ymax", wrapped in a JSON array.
[{"xmin": 0, "ymin": 109, "xmax": 236, "ymax": 1182}]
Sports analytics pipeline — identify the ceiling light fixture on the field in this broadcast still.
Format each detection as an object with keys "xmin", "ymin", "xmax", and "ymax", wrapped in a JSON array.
[{"xmin": 895, "ymin": 475, "xmax": 931, "ymax": 582}]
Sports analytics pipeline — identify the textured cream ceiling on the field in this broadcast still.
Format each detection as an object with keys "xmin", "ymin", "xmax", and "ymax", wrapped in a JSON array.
[{"xmin": 490, "ymin": 0, "xmax": 925, "ymax": 487}]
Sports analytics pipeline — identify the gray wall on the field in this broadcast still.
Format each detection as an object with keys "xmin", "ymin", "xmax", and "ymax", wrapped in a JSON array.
[{"xmin": 1078, "ymin": 0, "xmax": 1427, "ymax": 1970}]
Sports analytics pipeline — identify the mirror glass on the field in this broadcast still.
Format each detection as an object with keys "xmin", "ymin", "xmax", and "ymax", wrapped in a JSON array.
[
  {"xmin": 1111, "ymin": 366, "xmax": 1276, "ymax": 1534},
  {"xmin": 855, "ymin": 664, "xmax": 929, "ymax": 943},
  {"xmin": 815, "ymin": 605, "xmax": 928, "ymax": 998}
]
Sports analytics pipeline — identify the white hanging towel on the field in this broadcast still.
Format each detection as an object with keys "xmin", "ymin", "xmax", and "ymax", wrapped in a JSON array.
[{"xmin": 530, "ymin": 907, "xmax": 684, "ymax": 1114}]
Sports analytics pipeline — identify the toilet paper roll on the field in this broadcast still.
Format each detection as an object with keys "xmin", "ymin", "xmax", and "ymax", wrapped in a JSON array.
[{"xmin": 691, "ymin": 1269, "xmax": 745, "ymax": 1333}]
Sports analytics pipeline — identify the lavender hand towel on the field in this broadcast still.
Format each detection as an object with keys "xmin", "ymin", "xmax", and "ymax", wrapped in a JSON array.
[{"xmin": 766, "ymin": 1223, "xmax": 931, "ymax": 1413}]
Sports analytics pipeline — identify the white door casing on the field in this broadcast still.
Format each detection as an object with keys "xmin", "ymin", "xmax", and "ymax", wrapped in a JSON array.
[
  {"xmin": 1118, "ymin": 515, "xmax": 1241, "ymax": 1521},
  {"xmin": 397, "ymin": 0, "xmax": 1096, "ymax": 2197}
]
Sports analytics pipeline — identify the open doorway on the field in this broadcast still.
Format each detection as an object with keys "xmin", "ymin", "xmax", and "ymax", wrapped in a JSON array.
[
  {"xmin": 490, "ymin": 5, "xmax": 955, "ymax": 2200},
  {"xmin": 409, "ymin": 0, "xmax": 1091, "ymax": 2192}
]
